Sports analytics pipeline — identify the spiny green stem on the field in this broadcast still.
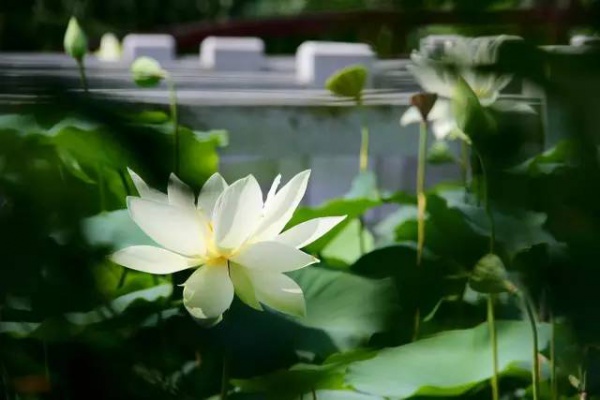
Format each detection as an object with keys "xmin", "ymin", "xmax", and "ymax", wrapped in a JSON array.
[
  {"xmin": 166, "ymin": 74, "xmax": 180, "ymax": 175},
  {"xmin": 76, "ymin": 58, "xmax": 88, "ymax": 93},
  {"xmin": 487, "ymin": 295, "xmax": 500, "ymax": 400},
  {"xmin": 520, "ymin": 292, "xmax": 540, "ymax": 400}
]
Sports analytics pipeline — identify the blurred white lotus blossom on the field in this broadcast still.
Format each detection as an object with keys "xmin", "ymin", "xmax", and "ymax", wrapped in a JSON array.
[
  {"xmin": 111, "ymin": 169, "xmax": 345, "ymax": 325},
  {"xmin": 401, "ymin": 35, "xmax": 534, "ymax": 141},
  {"xmin": 400, "ymin": 99, "xmax": 469, "ymax": 142}
]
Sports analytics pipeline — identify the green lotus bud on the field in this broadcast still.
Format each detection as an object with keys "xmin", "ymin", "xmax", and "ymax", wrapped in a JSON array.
[
  {"xmin": 325, "ymin": 64, "xmax": 367, "ymax": 101},
  {"xmin": 469, "ymin": 253, "xmax": 516, "ymax": 294},
  {"xmin": 63, "ymin": 17, "xmax": 88, "ymax": 60},
  {"xmin": 131, "ymin": 57, "xmax": 165, "ymax": 87}
]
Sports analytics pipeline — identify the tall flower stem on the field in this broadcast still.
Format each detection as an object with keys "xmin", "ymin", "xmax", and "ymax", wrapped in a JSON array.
[
  {"xmin": 166, "ymin": 74, "xmax": 180, "ymax": 175},
  {"xmin": 412, "ymin": 119, "xmax": 428, "ymax": 342},
  {"xmin": 76, "ymin": 58, "xmax": 88, "ymax": 93},
  {"xmin": 416, "ymin": 120, "xmax": 428, "ymax": 265},
  {"xmin": 487, "ymin": 294, "xmax": 500, "ymax": 400},
  {"xmin": 519, "ymin": 292, "xmax": 540, "ymax": 400},
  {"xmin": 358, "ymin": 102, "xmax": 369, "ymax": 173},
  {"xmin": 476, "ymin": 147, "xmax": 499, "ymax": 399},
  {"xmin": 357, "ymin": 102, "xmax": 370, "ymax": 256}
]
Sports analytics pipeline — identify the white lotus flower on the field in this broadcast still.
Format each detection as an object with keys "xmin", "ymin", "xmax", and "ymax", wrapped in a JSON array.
[
  {"xmin": 111, "ymin": 169, "xmax": 346, "ymax": 325},
  {"xmin": 401, "ymin": 36, "xmax": 533, "ymax": 141},
  {"xmin": 400, "ymin": 99, "xmax": 468, "ymax": 142}
]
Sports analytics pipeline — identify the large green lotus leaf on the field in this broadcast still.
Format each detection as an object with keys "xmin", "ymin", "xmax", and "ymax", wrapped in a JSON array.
[
  {"xmin": 351, "ymin": 245, "xmax": 458, "ymax": 344},
  {"xmin": 233, "ymin": 363, "xmax": 345, "ymax": 400},
  {"xmin": 53, "ymin": 126, "xmax": 130, "ymax": 169},
  {"xmin": 435, "ymin": 188, "xmax": 556, "ymax": 255},
  {"xmin": 57, "ymin": 148, "xmax": 96, "ymax": 184},
  {"xmin": 304, "ymin": 390, "xmax": 383, "ymax": 399},
  {"xmin": 374, "ymin": 205, "xmax": 419, "ymax": 247},
  {"xmin": 320, "ymin": 219, "xmax": 374, "ymax": 268},
  {"xmin": 0, "ymin": 114, "xmax": 44, "ymax": 136},
  {"xmin": 0, "ymin": 284, "xmax": 173, "ymax": 341},
  {"xmin": 178, "ymin": 128, "xmax": 222, "ymax": 189},
  {"xmin": 509, "ymin": 140, "xmax": 574, "ymax": 176},
  {"xmin": 346, "ymin": 321, "xmax": 550, "ymax": 398},
  {"xmin": 290, "ymin": 266, "xmax": 400, "ymax": 352},
  {"xmin": 232, "ymin": 350, "xmax": 375, "ymax": 399},
  {"xmin": 380, "ymin": 190, "xmax": 488, "ymax": 269},
  {"xmin": 345, "ymin": 170, "xmax": 379, "ymax": 201},
  {"xmin": 63, "ymin": 284, "xmax": 172, "ymax": 326},
  {"xmin": 46, "ymin": 117, "xmax": 101, "ymax": 136},
  {"xmin": 288, "ymin": 198, "xmax": 381, "ymax": 253},
  {"xmin": 82, "ymin": 209, "xmax": 155, "ymax": 250}
]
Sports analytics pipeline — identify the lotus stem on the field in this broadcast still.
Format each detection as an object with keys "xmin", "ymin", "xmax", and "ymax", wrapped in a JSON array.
[
  {"xmin": 166, "ymin": 74, "xmax": 180, "ymax": 175},
  {"xmin": 478, "ymin": 147, "xmax": 500, "ymax": 400},
  {"xmin": 76, "ymin": 58, "xmax": 88, "ymax": 93},
  {"xmin": 417, "ymin": 120, "xmax": 428, "ymax": 265},
  {"xmin": 487, "ymin": 294, "xmax": 500, "ymax": 400},
  {"xmin": 412, "ymin": 119, "xmax": 429, "ymax": 342},
  {"xmin": 520, "ymin": 292, "xmax": 540, "ymax": 400},
  {"xmin": 357, "ymin": 101, "xmax": 369, "ymax": 255},
  {"xmin": 359, "ymin": 116, "xmax": 369, "ymax": 172}
]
